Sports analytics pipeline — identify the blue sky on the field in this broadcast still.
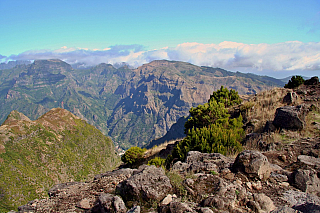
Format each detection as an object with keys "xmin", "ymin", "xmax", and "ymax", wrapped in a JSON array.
[{"xmin": 1, "ymin": 0, "xmax": 320, "ymax": 78}]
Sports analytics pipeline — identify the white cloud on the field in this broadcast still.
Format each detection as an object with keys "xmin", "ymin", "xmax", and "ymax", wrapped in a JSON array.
[{"xmin": 4, "ymin": 41, "xmax": 320, "ymax": 73}]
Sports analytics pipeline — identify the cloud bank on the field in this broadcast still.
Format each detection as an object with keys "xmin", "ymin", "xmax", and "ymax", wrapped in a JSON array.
[{"xmin": 3, "ymin": 41, "xmax": 320, "ymax": 74}]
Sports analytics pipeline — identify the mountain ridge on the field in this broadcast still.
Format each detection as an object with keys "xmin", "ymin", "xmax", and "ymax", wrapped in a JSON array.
[{"xmin": 0, "ymin": 59, "xmax": 285, "ymax": 149}]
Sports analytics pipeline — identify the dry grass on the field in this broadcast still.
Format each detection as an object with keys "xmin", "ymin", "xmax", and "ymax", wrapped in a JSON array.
[
  {"xmin": 144, "ymin": 139, "xmax": 181, "ymax": 159},
  {"xmin": 240, "ymin": 87, "xmax": 295, "ymax": 132}
]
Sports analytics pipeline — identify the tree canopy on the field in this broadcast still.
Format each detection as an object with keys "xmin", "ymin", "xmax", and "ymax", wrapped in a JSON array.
[{"xmin": 284, "ymin": 76, "xmax": 305, "ymax": 89}]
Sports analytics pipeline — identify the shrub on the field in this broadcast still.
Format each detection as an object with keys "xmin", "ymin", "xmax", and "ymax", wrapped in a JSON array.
[
  {"xmin": 147, "ymin": 157, "xmax": 165, "ymax": 168},
  {"xmin": 210, "ymin": 85, "xmax": 242, "ymax": 107},
  {"xmin": 121, "ymin": 146, "xmax": 146, "ymax": 167},
  {"xmin": 166, "ymin": 87, "xmax": 244, "ymax": 167},
  {"xmin": 284, "ymin": 76, "xmax": 305, "ymax": 89}
]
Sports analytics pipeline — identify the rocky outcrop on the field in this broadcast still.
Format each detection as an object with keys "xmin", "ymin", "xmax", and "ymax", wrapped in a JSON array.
[
  {"xmin": 273, "ymin": 104, "xmax": 309, "ymax": 130},
  {"xmin": 116, "ymin": 165, "xmax": 172, "ymax": 204},
  {"xmin": 233, "ymin": 150, "xmax": 272, "ymax": 180},
  {"xmin": 304, "ymin": 76, "xmax": 319, "ymax": 85},
  {"xmin": 172, "ymin": 151, "xmax": 234, "ymax": 174}
]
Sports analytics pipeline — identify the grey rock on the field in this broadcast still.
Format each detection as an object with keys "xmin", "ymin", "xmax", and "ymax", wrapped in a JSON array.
[
  {"xmin": 172, "ymin": 161, "xmax": 190, "ymax": 173},
  {"xmin": 270, "ymin": 172, "xmax": 288, "ymax": 182},
  {"xmin": 186, "ymin": 151, "xmax": 234, "ymax": 173},
  {"xmin": 283, "ymin": 190, "xmax": 320, "ymax": 206},
  {"xmin": 298, "ymin": 155, "xmax": 320, "ymax": 167},
  {"xmin": 116, "ymin": 165, "xmax": 172, "ymax": 203},
  {"xmin": 253, "ymin": 193, "xmax": 276, "ymax": 212},
  {"xmin": 289, "ymin": 169, "xmax": 320, "ymax": 194},
  {"xmin": 273, "ymin": 105, "xmax": 309, "ymax": 130},
  {"xmin": 98, "ymin": 193, "xmax": 127, "ymax": 213},
  {"xmin": 233, "ymin": 150, "xmax": 272, "ymax": 180}
]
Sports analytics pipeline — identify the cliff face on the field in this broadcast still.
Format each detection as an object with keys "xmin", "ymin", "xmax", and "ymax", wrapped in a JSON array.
[
  {"xmin": 0, "ymin": 59, "xmax": 283, "ymax": 149},
  {"xmin": 0, "ymin": 108, "xmax": 120, "ymax": 211},
  {"xmin": 108, "ymin": 60, "xmax": 283, "ymax": 148}
]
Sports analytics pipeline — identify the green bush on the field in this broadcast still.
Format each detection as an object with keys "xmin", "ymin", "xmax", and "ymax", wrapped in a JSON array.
[
  {"xmin": 121, "ymin": 146, "xmax": 146, "ymax": 167},
  {"xmin": 284, "ymin": 76, "xmax": 305, "ymax": 89},
  {"xmin": 147, "ymin": 157, "xmax": 165, "ymax": 168},
  {"xmin": 166, "ymin": 87, "xmax": 244, "ymax": 167},
  {"xmin": 209, "ymin": 85, "xmax": 242, "ymax": 107}
]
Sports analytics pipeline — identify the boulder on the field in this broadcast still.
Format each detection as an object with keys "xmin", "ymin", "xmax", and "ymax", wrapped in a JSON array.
[
  {"xmin": 233, "ymin": 150, "xmax": 272, "ymax": 180},
  {"xmin": 116, "ymin": 165, "xmax": 172, "ymax": 203},
  {"xmin": 273, "ymin": 105, "xmax": 309, "ymax": 130},
  {"xmin": 172, "ymin": 151, "xmax": 234, "ymax": 174},
  {"xmin": 253, "ymin": 193, "xmax": 276, "ymax": 212},
  {"xmin": 187, "ymin": 151, "xmax": 233, "ymax": 173},
  {"xmin": 304, "ymin": 76, "xmax": 319, "ymax": 85},
  {"xmin": 76, "ymin": 198, "xmax": 91, "ymax": 210},
  {"xmin": 298, "ymin": 155, "xmax": 320, "ymax": 167},
  {"xmin": 98, "ymin": 193, "xmax": 127, "ymax": 213},
  {"xmin": 289, "ymin": 169, "xmax": 320, "ymax": 194},
  {"xmin": 283, "ymin": 92, "xmax": 299, "ymax": 105},
  {"xmin": 283, "ymin": 190, "xmax": 320, "ymax": 207}
]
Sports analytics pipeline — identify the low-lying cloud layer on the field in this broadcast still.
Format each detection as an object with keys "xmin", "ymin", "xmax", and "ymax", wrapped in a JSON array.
[{"xmin": 3, "ymin": 41, "xmax": 320, "ymax": 74}]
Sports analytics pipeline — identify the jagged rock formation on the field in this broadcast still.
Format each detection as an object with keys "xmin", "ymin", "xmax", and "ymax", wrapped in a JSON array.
[
  {"xmin": 0, "ymin": 108, "xmax": 120, "ymax": 211},
  {"xmin": 0, "ymin": 59, "xmax": 284, "ymax": 149}
]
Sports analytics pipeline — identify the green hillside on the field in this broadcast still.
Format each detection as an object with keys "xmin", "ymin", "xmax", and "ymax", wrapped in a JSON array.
[{"xmin": 0, "ymin": 108, "xmax": 120, "ymax": 211}]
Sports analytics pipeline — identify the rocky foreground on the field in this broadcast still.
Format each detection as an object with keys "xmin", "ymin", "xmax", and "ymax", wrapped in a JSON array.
[
  {"xmin": 17, "ymin": 146, "xmax": 320, "ymax": 213},
  {"xmin": 15, "ymin": 78, "xmax": 320, "ymax": 213}
]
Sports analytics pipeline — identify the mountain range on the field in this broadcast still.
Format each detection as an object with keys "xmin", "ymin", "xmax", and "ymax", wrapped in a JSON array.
[{"xmin": 0, "ymin": 59, "xmax": 285, "ymax": 149}]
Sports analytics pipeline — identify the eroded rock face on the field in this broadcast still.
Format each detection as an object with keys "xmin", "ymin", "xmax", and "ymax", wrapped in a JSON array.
[
  {"xmin": 116, "ymin": 165, "xmax": 172, "ymax": 204},
  {"xmin": 273, "ymin": 105, "xmax": 309, "ymax": 130},
  {"xmin": 233, "ymin": 150, "xmax": 271, "ymax": 180}
]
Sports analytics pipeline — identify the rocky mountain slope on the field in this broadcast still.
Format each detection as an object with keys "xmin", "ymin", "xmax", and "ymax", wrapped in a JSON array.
[
  {"xmin": 0, "ymin": 108, "xmax": 120, "ymax": 211},
  {"xmin": 0, "ymin": 59, "xmax": 284, "ymax": 149},
  {"xmin": 14, "ymin": 77, "xmax": 320, "ymax": 213}
]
